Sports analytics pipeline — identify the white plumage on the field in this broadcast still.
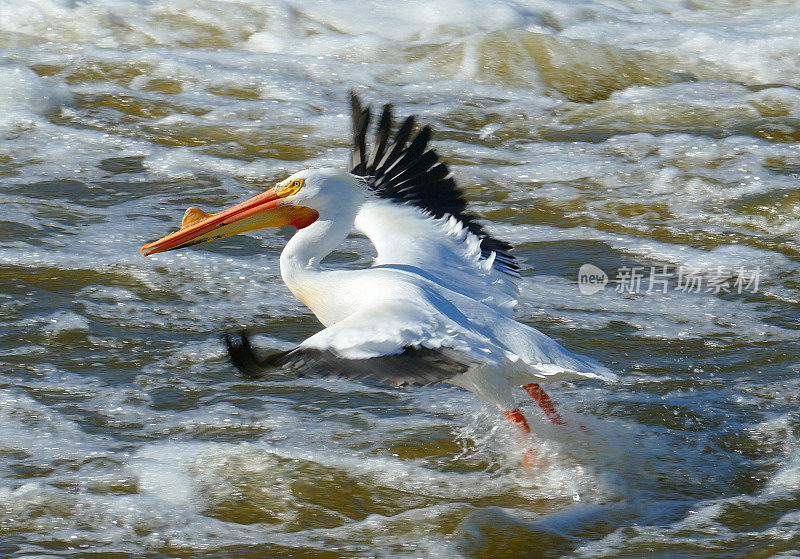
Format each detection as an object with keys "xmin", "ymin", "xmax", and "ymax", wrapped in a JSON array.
[
  {"xmin": 275, "ymin": 168, "xmax": 612, "ymax": 410},
  {"xmin": 142, "ymin": 94, "xmax": 614, "ymax": 423}
]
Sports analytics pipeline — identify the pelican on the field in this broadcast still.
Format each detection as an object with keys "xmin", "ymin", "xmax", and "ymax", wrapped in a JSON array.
[{"xmin": 141, "ymin": 93, "xmax": 614, "ymax": 438}]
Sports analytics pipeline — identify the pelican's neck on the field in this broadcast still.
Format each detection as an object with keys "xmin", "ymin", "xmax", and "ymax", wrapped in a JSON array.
[
  {"xmin": 280, "ymin": 218, "xmax": 349, "ymax": 271},
  {"xmin": 279, "ymin": 208, "xmax": 358, "ymax": 325}
]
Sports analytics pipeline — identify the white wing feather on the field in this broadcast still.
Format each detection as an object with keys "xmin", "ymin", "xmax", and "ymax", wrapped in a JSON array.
[
  {"xmin": 300, "ymin": 266, "xmax": 614, "ymax": 383},
  {"xmin": 354, "ymin": 199, "xmax": 519, "ymax": 315}
]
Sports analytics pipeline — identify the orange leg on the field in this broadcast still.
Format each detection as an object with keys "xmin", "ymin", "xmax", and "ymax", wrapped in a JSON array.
[
  {"xmin": 522, "ymin": 383, "xmax": 566, "ymax": 425},
  {"xmin": 504, "ymin": 409, "xmax": 536, "ymax": 466},
  {"xmin": 504, "ymin": 409, "xmax": 531, "ymax": 433}
]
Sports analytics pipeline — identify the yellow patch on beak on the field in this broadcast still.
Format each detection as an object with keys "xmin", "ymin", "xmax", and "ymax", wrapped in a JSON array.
[{"xmin": 277, "ymin": 178, "xmax": 305, "ymax": 198}]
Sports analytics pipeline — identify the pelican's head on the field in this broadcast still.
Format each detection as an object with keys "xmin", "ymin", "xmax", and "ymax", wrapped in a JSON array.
[{"xmin": 141, "ymin": 168, "xmax": 365, "ymax": 256}]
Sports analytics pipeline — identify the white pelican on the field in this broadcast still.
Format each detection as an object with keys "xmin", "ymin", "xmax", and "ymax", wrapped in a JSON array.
[{"xmin": 141, "ymin": 93, "xmax": 614, "ymax": 438}]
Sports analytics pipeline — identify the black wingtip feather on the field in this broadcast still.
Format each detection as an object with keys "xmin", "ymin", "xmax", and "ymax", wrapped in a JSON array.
[
  {"xmin": 225, "ymin": 331, "xmax": 295, "ymax": 379},
  {"xmin": 366, "ymin": 103, "xmax": 392, "ymax": 173},
  {"xmin": 225, "ymin": 331, "xmax": 476, "ymax": 387},
  {"xmin": 224, "ymin": 331, "xmax": 265, "ymax": 379},
  {"xmin": 376, "ymin": 115, "xmax": 415, "ymax": 174},
  {"xmin": 348, "ymin": 93, "xmax": 518, "ymax": 277}
]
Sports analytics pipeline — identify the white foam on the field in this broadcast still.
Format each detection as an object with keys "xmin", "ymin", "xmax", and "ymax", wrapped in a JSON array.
[
  {"xmin": 1, "ymin": 0, "xmax": 799, "ymax": 556},
  {"xmin": 0, "ymin": 65, "xmax": 72, "ymax": 122},
  {"xmin": 38, "ymin": 310, "xmax": 91, "ymax": 335},
  {"xmin": 0, "ymin": 390, "xmax": 96, "ymax": 460},
  {"xmin": 575, "ymin": 425, "xmax": 800, "ymax": 556}
]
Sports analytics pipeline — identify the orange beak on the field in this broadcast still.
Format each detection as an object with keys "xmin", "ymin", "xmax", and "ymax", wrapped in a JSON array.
[{"xmin": 141, "ymin": 187, "xmax": 319, "ymax": 256}]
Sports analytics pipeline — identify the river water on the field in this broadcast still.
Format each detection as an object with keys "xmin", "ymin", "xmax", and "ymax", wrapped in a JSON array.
[{"xmin": 1, "ymin": 1, "xmax": 799, "ymax": 557}]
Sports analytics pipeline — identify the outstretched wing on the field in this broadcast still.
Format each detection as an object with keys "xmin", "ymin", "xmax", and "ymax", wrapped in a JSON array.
[
  {"xmin": 225, "ymin": 294, "xmax": 498, "ymax": 386},
  {"xmin": 349, "ymin": 92, "xmax": 518, "ymax": 278},
  {"xmin": 225, "ymin": 331, "xmax": 475, "ymax": 386}
]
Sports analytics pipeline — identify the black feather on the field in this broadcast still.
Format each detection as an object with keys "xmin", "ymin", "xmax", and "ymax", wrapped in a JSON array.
[
  {"xmin": 224, "ymin": 331, "xmax": 291, "ymax": 379},
  {"xmin": 348, "ymin": 91, "xmax": 518, "ymax": 277},
  {"xmin": 225, "ymin": 331, "xmax": 473, "ymax": 386},
  {"xmin": 366, "ymin": 103, "xmax": 392, "ymax": 173},
  {"xmin": 350, "ymin": 92, "xmax": 370, "ymax": 175},
  {"xmin": 375, "ymin": 115, "xmax": 415, "ymax": 173}
]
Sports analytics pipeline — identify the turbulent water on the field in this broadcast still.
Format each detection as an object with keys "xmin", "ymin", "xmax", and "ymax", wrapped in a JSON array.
[{"xmin": 1, "ymin": 0, "xmax": 800, "ymax": 557}]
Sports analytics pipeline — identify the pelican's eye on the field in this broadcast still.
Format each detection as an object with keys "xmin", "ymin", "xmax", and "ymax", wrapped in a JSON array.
[{"xmin": 277, "ymin": 178, "xmax": 305, "ymax": 197}]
